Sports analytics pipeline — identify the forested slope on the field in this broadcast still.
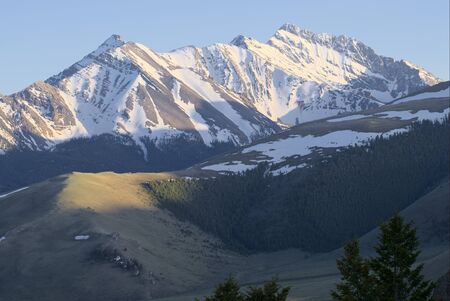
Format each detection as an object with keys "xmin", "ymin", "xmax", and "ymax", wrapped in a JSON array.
[{"xmin": 146, "ymin": 117, "xmax": 449, "ymax": 252}]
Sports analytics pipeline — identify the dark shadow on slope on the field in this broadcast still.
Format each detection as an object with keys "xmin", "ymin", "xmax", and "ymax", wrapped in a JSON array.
[
  {"xmin": 0, "ymin": 175, "xmax": 67, "ymax": 234},
  {"xmin": 0, "ymin": 134, "xmax": 235, "ymax": 193}
]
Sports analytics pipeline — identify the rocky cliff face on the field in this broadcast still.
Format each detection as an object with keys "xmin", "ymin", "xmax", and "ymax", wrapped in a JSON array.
[{"xmin": 0, "ymin": 24, "xmax": 440, "ymax": 155}]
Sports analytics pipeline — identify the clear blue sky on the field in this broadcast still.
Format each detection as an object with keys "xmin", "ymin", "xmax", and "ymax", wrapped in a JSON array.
[{"xmin": 1, "ymin": 0, "xmax": 448, "ymax": 94}]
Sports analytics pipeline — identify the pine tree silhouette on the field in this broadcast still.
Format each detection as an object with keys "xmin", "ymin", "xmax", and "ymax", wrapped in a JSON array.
[
  {"xmin": 370, "ymin": 214, "xmax": 435, "ymax": 301},
  {"xmin": 331, "ymin": 240, "xmax": 375, "ymax": 301}
]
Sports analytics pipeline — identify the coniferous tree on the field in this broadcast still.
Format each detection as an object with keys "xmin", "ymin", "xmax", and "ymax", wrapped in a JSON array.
[
  {"xmin": 331, "ymin": 240, "xmax": 375, "ymax": 301},
  {"xmin": 199, "ymin": 276, "xmax": 244, "ymax": 301},
  {"xmin": 370, "ymin": 214, "xmax": 435, "ymax": 301},
  {"xmin": 246, "ymin": 277, "xmax": 290, "ymax": 301},
  {"xmin": 198, "ymin": 276, "xmax": 290, "ymax": 301}
]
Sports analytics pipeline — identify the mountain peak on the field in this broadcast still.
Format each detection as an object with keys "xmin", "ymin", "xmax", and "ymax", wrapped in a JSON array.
[
  {"xmin": 0, "ymin": 25, "xmax": 442, "ymax": 158},
  {"xmin": 278, "ymin": 23, "xmax": 302, "ymax": 35},
  {"xmin": 102, "ymin": 34, "xmax": 125, "ymax": 47},
  {"xmin": 90, "ymin": 34, "xmax": 126, "ymax": 57},
  {"xmin": 230, "ymin": 35, "xmax": 252, "ymax": 48},
  {"xmin": 277, "ymin": 23, "xmax": 336, "ymax": 42}
]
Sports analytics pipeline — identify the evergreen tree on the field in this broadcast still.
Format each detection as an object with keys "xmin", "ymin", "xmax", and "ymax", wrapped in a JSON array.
[
  {"xmin": 199, "ymin": 276, "xmax": 245, "ymax": 301},
  {"xmin": 198, "ymin": 276, "xmax": 290, "ymax": 301},
  {"xmin": 370, "ymin": 214, "xmax": 435, "ymax": 301},
  {"xmin": 331, "ymin": 240, "xmax": 375, "ymax": 301},
  {"xmin": 246, "ymin": 277, "xmax": 290, "ymax": 301}
]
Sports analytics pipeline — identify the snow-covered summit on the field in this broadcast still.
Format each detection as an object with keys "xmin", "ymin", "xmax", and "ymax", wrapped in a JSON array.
[
  {"xmin": 230, "ymin": 35, "xmax": 250, "ymax": 48},
  {"xmin": 278, "ymin": 23, "xmax": 303, "ymax": 35},
  {"xmin": 89, "ymin": 34, "xmax": 126, "ymax": 57},
  {"xmin": 277, "ymin": 23, "xmax": 335, "ymax": 41},
  {"xmin": 0, "ymin": 24, "xmax": 442, "ymax": 155}
]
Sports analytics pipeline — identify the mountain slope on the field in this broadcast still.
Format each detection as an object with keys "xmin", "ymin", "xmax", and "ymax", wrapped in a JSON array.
[
  {"xmin": 391, "ymin": 80, "xmax": 449, "ymax": 104},
  {"xmin": 230, "ymin": 179, "xmax": 449, "ymax": 301},
  {"xmin": 164, "ymin": 23, "xmax": 439, "ymax": 126},
  {"xmin": 0, "ymin": 171, "xmax": 447, "ymax": 301},
  {"xmin": 0, "ymin": 24, "xmax": 440, "ymax": 155},
  {"xmin": 0, "ymin": 172, "xmax": 240, "ymax": 301},
  {"xmin": 196, "ymin": 91, "xmax": 449, "ymax": 176},
  {"xmin": 149, "ymin": 117, "xmax": 449, "ymax": 253}
]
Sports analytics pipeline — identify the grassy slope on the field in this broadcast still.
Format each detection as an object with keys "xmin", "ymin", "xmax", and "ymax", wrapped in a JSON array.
[
  {"xmin": 0, "ymin": 172, "xmax": 241, "ymax": 301},
  {"xmin": 0, "ymin": 172, "xmax": 447, "ymax": 301}
]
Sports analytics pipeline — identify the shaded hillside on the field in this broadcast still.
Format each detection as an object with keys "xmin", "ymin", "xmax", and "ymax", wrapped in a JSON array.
[
  {"xmin": 0, "ymin": 134, "xmax": 234, "ymax": 193},
  {"xmin": 146, "ymin": 118, "xmax": 449, "ymax": 252},
  {"xmin": 150, "ymin": 179, "xmax": 449, "ymax": 301},
  {"xmin": 433, "ymin": 271, "xmax": 450, "ymax": 301}
]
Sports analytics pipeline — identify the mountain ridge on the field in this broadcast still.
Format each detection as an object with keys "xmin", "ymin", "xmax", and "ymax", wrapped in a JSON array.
[{"xmin": 0, "ymin": 23, "xmax": 441, "ymax": 156}]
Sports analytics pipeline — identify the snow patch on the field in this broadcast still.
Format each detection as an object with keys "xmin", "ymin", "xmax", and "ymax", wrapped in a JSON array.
[
  {"xmin": 74, "ymin": 235, "xmax": 90, "ymax": 241},
  {"xmin": 171, "ymin": 68, "xmax": 258, "ymax": 140},
  {"xmin": 327, "ymin": 114, "xmax": 368, "ymax": 122},
  {"xmin": 271, "ymin": 163, "xmax": 307, "ymax": 176},
  {"xmin": 395, "ymin": 87, "xmax": 450, "ymax": 104},
  {"xmin": 242, "ymin": 130, "xmax": 381, "ymax": 164},
  {"xmin": 375, "ymin": 109, "xmax": 450, "ymax": 122},
  {"xmin": 172, "ymin": 80, "xmax": 214, "ymax": 145},
  {"xmin": 202, "ymin": 161, "xmax": 256, "ymax": 173}
]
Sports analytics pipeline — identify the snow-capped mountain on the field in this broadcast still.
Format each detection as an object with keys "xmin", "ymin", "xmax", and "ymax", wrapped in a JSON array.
[
  {"xmin": 0, "ymin": 35, "xmax": 279, "ymax": 154},
  {"xmin": 0, "ymin": 24, "xmax": 440, "ymax": 155}
]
